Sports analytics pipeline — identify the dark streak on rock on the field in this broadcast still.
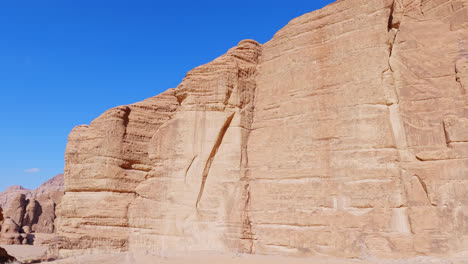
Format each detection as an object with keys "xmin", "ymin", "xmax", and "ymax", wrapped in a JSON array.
[{"xmin": 195, "ymin": 113, "xmax": 235, "ymax": 208}]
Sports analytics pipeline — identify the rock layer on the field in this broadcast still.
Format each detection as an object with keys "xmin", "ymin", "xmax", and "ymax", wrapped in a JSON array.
[{"xmin": 57, "ymin": 0, "xmax": 468, "ymax": 260}]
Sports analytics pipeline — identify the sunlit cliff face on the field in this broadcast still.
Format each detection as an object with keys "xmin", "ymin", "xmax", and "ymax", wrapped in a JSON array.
[{"xmin": 56, "ymin": 0, "xmax": 468, "ymax": 259}]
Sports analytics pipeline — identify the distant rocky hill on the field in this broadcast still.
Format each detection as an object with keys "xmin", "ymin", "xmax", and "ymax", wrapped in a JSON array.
[
  {"xmin": 0, "ymin": 174, "xmax": 64, "ymax": 245},
  {"xmin": 0, "ymin": 174, "xmax": 64, "ymax": 211},
  {"xmin": 31, "ymin": 174, "xmax": 64, "ymax": 204}
]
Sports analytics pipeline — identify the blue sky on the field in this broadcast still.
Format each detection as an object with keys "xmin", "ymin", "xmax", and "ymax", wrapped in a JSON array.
[{"xmin": 0, "ymin": 0, "xmax": 336, "ymax": 191}]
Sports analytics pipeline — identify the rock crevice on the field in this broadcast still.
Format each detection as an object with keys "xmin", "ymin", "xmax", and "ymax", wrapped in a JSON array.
[
  {"xmin": 56, "ymin": 0, "xmax": 468, "ymax": 259},
  {"xmin": 196, "ymin": 112, "xmax": 235, "ymax": 209}
]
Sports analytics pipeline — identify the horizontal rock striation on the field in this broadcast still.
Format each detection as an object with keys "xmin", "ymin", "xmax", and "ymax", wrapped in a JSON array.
[
  {"xmin": 56, "ymin": 0, "xmax": 468, "ymax": 260},
  {"xmin": 57, "ymin": 40, "xmax": 261, "ymax": 256}
]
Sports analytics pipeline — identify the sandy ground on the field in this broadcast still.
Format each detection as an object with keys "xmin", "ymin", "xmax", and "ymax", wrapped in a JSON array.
[
  {"xmin": 1, "ymin": 245, "xmax": 48, "ymax": 263},
  {"xmin": 45, "ymin": 252, "xmax": 367, "ymax": 264},
  {"xmin": 44, "ymin": 251, "xmax": 468, "ymax": 264},
  {"xmin": 2, "ymin": 246, "xmax": 467, "ymax": 264}
]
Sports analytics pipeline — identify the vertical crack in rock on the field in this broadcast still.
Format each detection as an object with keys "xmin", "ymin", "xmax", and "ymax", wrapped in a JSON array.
[
  {"xmin": 455, "ymin": 64, "xmax": 466, "ymax": 95},
  {"xmin": 241, "ymin": 182, "xmax": 254, "ymax": 253},
  {"xmin": 123, "ymin": 193, "xmax": 135, "ymax": 250},
  {"xmin": 239, "ymin": 60, "xmax": 261, "ymax": 254},
  {"xmin": 385, "ymin": 2, "xmax": 406, "ymax": 153},
  {"xmin": 195, "ymin": 113, "xmax": 235, "ymax": 208},
  {"xmin": 121, "ymin": 106, "xmax": 131, "ymax": 140},
  {"xmin": 442, "ymin": 121, "xmax": 451, "ymax": 147},
  {"xmin": 122, "ymin": 106, "xmax": 131, "ymax": 128},
  {"xmin": 414, "ymin": 175, "xmax": 432, "ymax": 205},
  {"xmin": 224, "ymin": 82, "xmax": 235, "ymax": 107},
  {"xmin": 241, "ymin": 112, "xmax": 257, "ymax": 253},
  {"xmin": 184, "ymin": 155, "xmax": 198, "ymax": 184},
  {"xmin": 240, "ymin": 112, "xmax": 255, "ymax": 253},
  {"xmin": 382, "ymin": 1, "xmax": 401, "ymax": 106},
  {"xmin": 384, "ymin": 0, "xmax": 414, "ymax": 236},
  {"xmin": 388, "ymin": 1, "xmax": 396, "ymax": 32},
  {"xmin": 387, "ymin": 0, "xmax": 402, "ymax": 32},
  {"xmin": 387, "ymin": 0, "xmax": 401, "ymax": 62}
]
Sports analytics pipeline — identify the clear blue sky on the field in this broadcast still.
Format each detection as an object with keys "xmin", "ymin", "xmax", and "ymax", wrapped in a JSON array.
[{"xmin": 0, "ymin": 0, "xmax": 336, "ymax": 191}]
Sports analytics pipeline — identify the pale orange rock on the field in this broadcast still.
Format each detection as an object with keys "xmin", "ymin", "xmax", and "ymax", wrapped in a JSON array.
[{"xmin": 56, "ymin": 0, "xmax": 468, "ymax": 261}]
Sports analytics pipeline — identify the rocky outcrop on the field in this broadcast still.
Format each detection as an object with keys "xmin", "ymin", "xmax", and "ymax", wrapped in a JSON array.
[
  {"xmin": 0, "ymin": 174, "xmax": 64, "ymax": 245},
  {"xmin": 32, "ymin": 173, "xmax": 64, "ymax": 203},
  {"xmin": 0, "ymin": 194, "xmax": 26, "ymax": 245},
  {"xmin": 0, "ymin": 174, "xmax": 64, "ymax": 212},
  {"xmin": 31, "ymin": 174, "xmax": 64, "ymax": 234},
  {"xmin": 0, "ymin": 247, "xmax": 16, "ymax": 264},
  {"xmin": 22, "ymin": 199, "xmax": 41, "ymax": 234},
  {"xmin": 56, "ymin": 0, "xmax": 468, "ymax": 260},
  {"xmin": 0, "ymin": 186, "xmax": 30, "ymax": 211},
  {"xmin": 4, "ymin": 194, "xmax": 26, "ymax": 229}
]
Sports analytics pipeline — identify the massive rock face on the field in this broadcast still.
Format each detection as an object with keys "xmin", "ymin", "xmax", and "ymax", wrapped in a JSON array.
[
  {"xmin": 57, "ymin": 0, "xmax": 468, "ymax": 260},
  {"xmin": 57, "ymin": 40, "xmax": 260, "ymax": 256}
]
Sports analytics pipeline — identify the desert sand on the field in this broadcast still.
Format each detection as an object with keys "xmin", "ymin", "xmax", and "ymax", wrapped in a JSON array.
[
  {"xmin": 1, "ymin": 245, "xmax": 48, "ymax": 263},
  {"xmin": 1, "ymin": 246, "xmax": 467, "ymax": 264},
  {"xmin": 44, "ymin": 251, "xmax": 467, "ymax": 264}
]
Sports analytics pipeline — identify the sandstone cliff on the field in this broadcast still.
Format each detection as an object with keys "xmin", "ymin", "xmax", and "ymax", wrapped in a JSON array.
[{"xmin": 57, "ymin": 0, "xmax": 468, "ymax": 260}]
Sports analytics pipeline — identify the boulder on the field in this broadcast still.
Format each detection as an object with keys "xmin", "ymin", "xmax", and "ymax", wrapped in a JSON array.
[
  {"xmin": 32, "ymin": 199, "xmax": 54, "ymax": 233},
  {"xmin": 1, "ymin": 218, "xmax": 20, "ymax": 234},
  {"xmin": 4, "ymin": 194, "xmax": 26, "ymax": 227},
  {"xmin": 22, "ymin": 198, "xmax": 41, "ymax": 232},
  {"xmin": 0, "ymin": 186, "xmax": 31, "ymax": 212},
  {"xmin": 0, "ymin": 247, "xmax": 16, "ymax": 264}
]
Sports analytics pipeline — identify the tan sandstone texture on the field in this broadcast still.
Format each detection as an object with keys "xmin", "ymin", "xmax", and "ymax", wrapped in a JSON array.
[{"xmin": 56, "ymin": 0, "xmax": 468, "ymax": 261}]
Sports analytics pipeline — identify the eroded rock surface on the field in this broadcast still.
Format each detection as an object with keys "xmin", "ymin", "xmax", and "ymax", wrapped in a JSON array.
[
  {"xmin": 0, "ymin": 186, "xmax": 30, "ymax": 211},
  {"xmin": 4, "ymin": 194, "xmax": 26, "ymax": 229},
  {"xmin": 32, "ymin": 174, "xmax": 64, "ymax": 234},
  {"xmin": 56, "ymin": 0, "xmax": 468, "ymax": 260},
  {"xmin": 0, "ymin": 247, "xmax": 16, "ymax": 264},
  {"xmin": 0, "ymin": 174, "xmax": 64, "ymax": 245}
]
